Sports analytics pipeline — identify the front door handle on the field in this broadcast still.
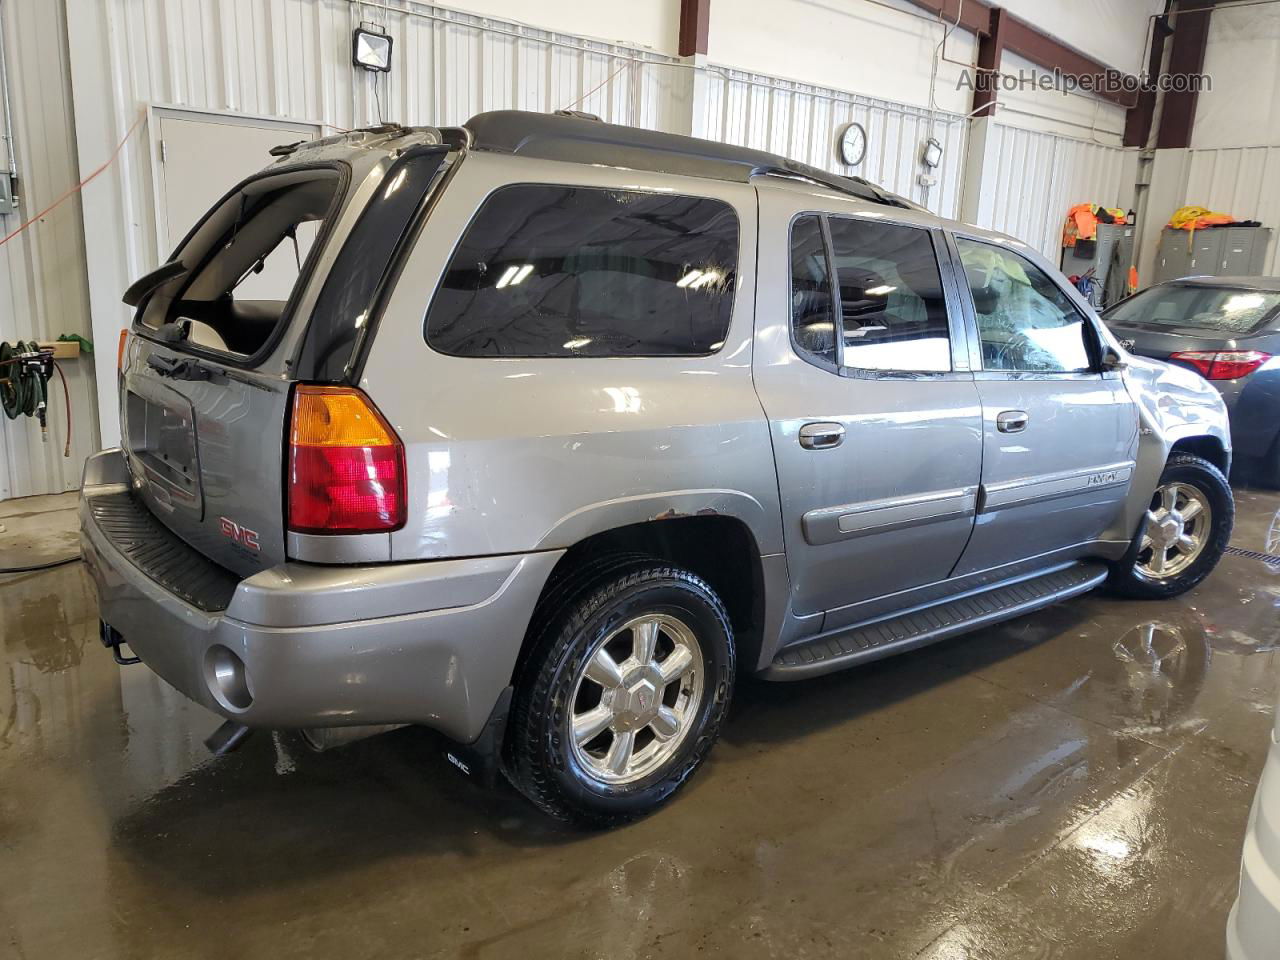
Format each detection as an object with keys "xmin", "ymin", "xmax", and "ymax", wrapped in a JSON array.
[
  {"xmin": 996, "ymin": 410, "xmax": 1029, "ymax": 433},
  {"xmin": 799, "ymin": 422, "xmax": 845, "ymax": 449}
]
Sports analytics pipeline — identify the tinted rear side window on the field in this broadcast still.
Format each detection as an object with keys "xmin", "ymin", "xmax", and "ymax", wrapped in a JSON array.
[
  {"xmin": 425, "ymin": 184, "xmax": 739, "ymax": 357},
  {"xmin": 790, "ymin": 215, "xmax": 836, "ymax": 367},
  {"xmin": 827, "ymin": 217, "xmax": 951, "ymax": 372}
]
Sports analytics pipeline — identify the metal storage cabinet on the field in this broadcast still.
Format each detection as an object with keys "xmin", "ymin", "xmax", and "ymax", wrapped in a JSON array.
[
  {"xmin": 1222, "ymin": 227, "xmax": 1272, "ymax": 274},
  {"xmin": 1154, "ymin": 228, "xmax": 1193, "ymax": 281},
  {"xmin": 1154, "ymin": 226, "xmax": 1272, "ymax": 282},
  {"xmin": 1060, "ymin": 223, "xmax": 1135, "ymax": 307}
]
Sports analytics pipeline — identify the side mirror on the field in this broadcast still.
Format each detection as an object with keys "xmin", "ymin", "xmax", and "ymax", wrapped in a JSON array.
[{"xmin": 1101, "ymin": 344, "xmax": 1128, "ymax": 371}]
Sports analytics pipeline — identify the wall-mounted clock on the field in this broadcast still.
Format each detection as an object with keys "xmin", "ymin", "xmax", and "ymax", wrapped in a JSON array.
[{"xmin": 838, "ymin": 121, "xmax": 867, "ymax": 167}]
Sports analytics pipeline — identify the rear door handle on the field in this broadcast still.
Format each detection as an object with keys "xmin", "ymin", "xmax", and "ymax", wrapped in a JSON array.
[
  {"xmin": 996, "ymin": 410, "xmax": 1029, "ymax": 433},
  {"xmin": 799, "ymin": 422, "xmax": 845, "ymax": 449}
]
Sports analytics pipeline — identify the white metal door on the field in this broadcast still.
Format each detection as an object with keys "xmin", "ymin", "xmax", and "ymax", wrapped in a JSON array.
[{"xmin": 153, "ymin": 112, "xmax": 319, "ymax": 295}]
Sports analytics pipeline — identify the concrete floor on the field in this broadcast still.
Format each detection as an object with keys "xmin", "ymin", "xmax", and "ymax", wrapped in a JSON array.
[{"xmin": 2, "ymin": 487, "xmax": 1278, "ymax": 960}]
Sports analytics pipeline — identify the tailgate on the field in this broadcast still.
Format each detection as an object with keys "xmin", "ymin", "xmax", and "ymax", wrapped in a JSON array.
[
  {"xmin": 120, "ymin": 164, "xmax": 349, "ymax": 576},
  {"xmin": 119, "ymin": 137, "xmax": 454, "ymax": 576},
  {"xmin": 122, "ymin": 342, "xmax": 291, "ymax": 576}
]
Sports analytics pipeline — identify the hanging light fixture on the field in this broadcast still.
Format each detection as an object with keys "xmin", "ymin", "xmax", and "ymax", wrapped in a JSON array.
[{"xmin": 352, "ymin": 22, "xmax": 393, "ymax": 73}]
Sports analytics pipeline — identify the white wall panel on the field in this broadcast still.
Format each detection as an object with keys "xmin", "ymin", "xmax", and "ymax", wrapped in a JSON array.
[
  {"xmin": 974, "ymin": 123, "xmax": 1134, "ymax": 260},
  {"xmin": 67, "ymin": 0, "xmax": 691, "ymax": 452},
  {"xmin": 708, "ymin": 0, "xmax": 979, "ymax": 116},
  {"xmin": 701, "ymin": 66, "xmax": 967, "ymax": 219},
  {"xmin": 432, "ymin": 0, "xmax": 680, "ymax": 56},
  {"xmin": 1193, "ymin": 4, "xmax": 1280, "ymax": 150},
  {"xmin": 0, "ymin": 0, "xmax": 99, "ymax": 499}
]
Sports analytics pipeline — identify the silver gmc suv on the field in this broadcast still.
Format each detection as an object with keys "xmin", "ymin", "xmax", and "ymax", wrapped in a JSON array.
[{"xmin": 81, "ymin": 111, "xmax": 1234, "ymax": 825}]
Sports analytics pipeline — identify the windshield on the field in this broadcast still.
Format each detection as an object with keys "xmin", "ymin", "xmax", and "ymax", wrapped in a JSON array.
[{"xmin": 1105, "ymin": 284, "xmax": 1280, "ymax": 335}]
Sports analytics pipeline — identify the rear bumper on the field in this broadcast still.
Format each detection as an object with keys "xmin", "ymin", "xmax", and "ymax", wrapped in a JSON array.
[
  {"xmin": 80, "ymin": 449, "xmax": 562, "ymax": 743},
  {"xmin": 1227, "ymin": 732, "xmax": 1280, "ymax": 960}
]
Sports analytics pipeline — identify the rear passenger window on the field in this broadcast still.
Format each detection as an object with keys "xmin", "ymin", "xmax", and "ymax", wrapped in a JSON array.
[
  {"xmin": 790, "ymin": 215, "xmax": 836, "ymax": 367},
  {"xmin": 425, "ymin": 184, "xmax": 739, "ymax": 357},
  {"xmin": 827, "ymin": 217, "xmax": 951, "ymax": 372}
]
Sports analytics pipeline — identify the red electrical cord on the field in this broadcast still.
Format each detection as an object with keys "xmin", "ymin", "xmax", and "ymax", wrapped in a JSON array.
[
  {"xmin": 0, "ymin": 111, "xmax": 143, "ymax": 463},
  {"xmin": 0, "ymin": 109, "xmax": 146, "ymax": 249},
  {"xmin": 52, "ymin": 359, "xmax": 71, "ymax": 457}
]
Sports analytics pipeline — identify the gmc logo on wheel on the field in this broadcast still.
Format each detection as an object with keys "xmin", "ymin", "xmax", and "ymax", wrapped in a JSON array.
[{"xmin": 218, "ymin": 517, "xmax": 260, "ymax": 552}]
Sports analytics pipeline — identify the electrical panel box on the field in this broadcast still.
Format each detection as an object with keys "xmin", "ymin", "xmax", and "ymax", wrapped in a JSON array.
[
  {"xmin": 1154, "ymin": 226, "xmax": 1272, "ymax": 283},
  {"xmin": 0, "ymin": 173, "xmax": 16, "ymax": 215}
]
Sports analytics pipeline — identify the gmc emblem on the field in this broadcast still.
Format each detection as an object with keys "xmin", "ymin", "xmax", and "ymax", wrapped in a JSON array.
[{"xmin": 219, "ymin": 516, "xmax": 261, "ymax": 552}]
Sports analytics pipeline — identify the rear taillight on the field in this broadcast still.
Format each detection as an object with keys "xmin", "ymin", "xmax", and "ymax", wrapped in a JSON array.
[
  {"xmin": 287, "ymin": 385, "xmax": 406, "ymax": 534},
  {"xmin": 1170, "ymin": 349, "xmax": 1271, "ymax": 380}
]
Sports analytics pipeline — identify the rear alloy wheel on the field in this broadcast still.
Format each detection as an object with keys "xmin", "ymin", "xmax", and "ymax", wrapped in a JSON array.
[
  {"xmin": 507, "ymin": 564, "xmax": 734, "ymax": 826},
  {"xmin": 568, "ymin": 613, "xmax": 705, "ymax": 785},
  {"xmin": 1109, "ymin": 453, "xmax": 1234, "ymax": 599}
]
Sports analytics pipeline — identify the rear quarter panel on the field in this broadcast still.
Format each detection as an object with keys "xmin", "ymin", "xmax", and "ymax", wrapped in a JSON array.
[{"xmin": 359, "ymin": 153, "xmax": 784, "ymax": 561}]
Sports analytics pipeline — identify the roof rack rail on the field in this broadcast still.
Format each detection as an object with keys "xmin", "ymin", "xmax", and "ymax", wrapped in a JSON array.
[{"xmin": 463, "ymin": 110, "xmax": 920, "ymax": 211}]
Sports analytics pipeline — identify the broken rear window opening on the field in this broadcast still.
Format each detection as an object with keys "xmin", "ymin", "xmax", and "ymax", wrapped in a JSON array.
[{"xmin": 135, "ymin": 167, "xmax": 345, "ymax": 361}]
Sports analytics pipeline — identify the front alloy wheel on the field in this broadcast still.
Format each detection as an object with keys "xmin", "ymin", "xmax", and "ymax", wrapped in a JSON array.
[
  {"xmin": 1135, "ymin": 482, "xmax": 1212, "ymax": 580},
  {"xmin": 1110, "ymin": 452, "xmax": 1233, "ymax": 599}
]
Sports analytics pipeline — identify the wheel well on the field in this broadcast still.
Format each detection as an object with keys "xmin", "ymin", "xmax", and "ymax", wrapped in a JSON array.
[
  {"xmin": 1170, "ymin": 435, "xmax": 1230, "ymax": 475},
  {"xmin": 514, "ymin": 516, "xmax": 766, "ymax": 683}
]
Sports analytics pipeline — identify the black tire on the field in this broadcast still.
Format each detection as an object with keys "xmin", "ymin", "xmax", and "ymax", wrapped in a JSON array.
[
  {"xmin": 506, "ymin": 563, "xmax": 735, "ymax": 827},
  {"xmin": 1108, "ymin": 453, "xmax": 1234, "ymax": 599}
]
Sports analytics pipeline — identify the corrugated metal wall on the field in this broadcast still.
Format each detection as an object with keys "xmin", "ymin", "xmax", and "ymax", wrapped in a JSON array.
[
  {"xmin": 114, "ymin": 0, "xmax": 688, "ymax": 133},
  {"xmin": 700, "ymin": 65, "xmax": 967, "ymax": 219},
  {"xmin": 1181, "ymin": 146, "xmax": 1280, "ymax": 274},
  {"xmin": 973, "ymin": 122, "xmax": 1135, "ymax": 259},
  {"xmin": 68, "ymin": 0, "xmax": 692, "ymax": 453},
  {"xmin": 0, "ymin": 0, "xmax": 99, "ymax": 499}
]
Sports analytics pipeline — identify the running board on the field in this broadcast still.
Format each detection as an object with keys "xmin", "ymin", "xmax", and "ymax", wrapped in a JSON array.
[{"xmin": 766, "ymin": 561, "xmax": 1109, "ymax": 680}]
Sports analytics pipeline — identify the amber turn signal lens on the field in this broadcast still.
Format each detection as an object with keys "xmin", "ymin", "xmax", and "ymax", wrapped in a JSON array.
[
  {"xmin": 287, "ymin": 385, "xmax": 407, "ymax": 534},
  {"xmin": 117, "ymin": 328, "xmax": 129, "ymax": 371},
  {"xmin": 290, "ymin": 385, "xmax": 398, "ymax": 447}
]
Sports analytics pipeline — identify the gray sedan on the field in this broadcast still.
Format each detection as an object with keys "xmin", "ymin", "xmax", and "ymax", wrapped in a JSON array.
[{"xmin": 1104, "ymin": 277, "xmax": 1280, "ymax": 485}]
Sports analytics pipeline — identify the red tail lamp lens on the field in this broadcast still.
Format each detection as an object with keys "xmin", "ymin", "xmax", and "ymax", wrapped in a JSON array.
[
  {"xmin": 1170, "ymin": 350, "xmax": 1271, "ymax": 380},
  {"xmin": 287, "ymin": 386, "xmax": 406, "ymax": 534}
]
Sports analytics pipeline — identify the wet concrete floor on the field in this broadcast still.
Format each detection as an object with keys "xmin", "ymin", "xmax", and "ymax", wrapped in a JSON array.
[{"xmin": 2, "ymin": 486, "xmax": 1278, "ymax": 959}]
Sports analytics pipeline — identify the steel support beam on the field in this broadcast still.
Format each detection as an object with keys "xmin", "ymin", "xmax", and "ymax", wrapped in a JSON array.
[
  {"xmin": 900, "ymin": 0, "xmax": 1139, "ymax": 108},
  {"xmin": 1156, "ymin": 1, "xmax": 1215, "ymax": 148},
  {"xmin": 1124, "ymin": 13, "xmax": 1173, "ymax": 147},
  {"xmin": 971, "ymin": 6, "xmax": 1005, "ymax": 120},
  {"xmin": 679, "ymin": 0, "xmax": 710, "ymax": 57}
]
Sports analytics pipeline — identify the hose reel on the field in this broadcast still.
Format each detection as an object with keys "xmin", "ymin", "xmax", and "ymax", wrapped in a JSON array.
[{"xmin": 0, "ymin": 340, "xmax": 63, "ymax": 451}]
